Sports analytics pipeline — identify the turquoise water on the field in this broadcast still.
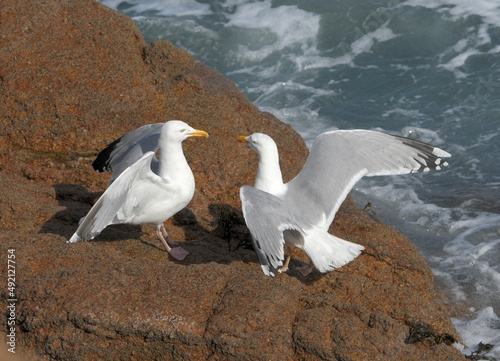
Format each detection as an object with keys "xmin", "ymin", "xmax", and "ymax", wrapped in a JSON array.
[{"xmin": 99, "ymin": 1, "xmax": 500, "ymax": 357}]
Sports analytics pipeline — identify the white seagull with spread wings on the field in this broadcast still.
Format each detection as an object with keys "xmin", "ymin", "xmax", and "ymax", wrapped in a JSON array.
[
  {"xmin": 238, "ymin": 130, "xmax": 451, "ymax": 276},
  {"xmin": 68, "ymin": 120, "xmax": 208, "ymax": 260}
]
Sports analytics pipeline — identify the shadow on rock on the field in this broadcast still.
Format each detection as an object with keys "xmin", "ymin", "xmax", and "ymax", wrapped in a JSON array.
[
  {"xmin": 40, "ymin": 184, "xmax": 321, "ymax": 283},
  {"xmin": 156, "ymin": 204, "xmax": 258, "ymax": 268},
  {"xmin": 39, "ymin": 183, "xmax": 143, "ymax": 242},
  {"xmin": 206, "ymin": 203, "xmax": 252, "ymax": 252}
]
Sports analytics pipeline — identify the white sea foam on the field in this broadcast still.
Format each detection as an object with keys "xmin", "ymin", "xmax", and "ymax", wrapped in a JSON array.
[
  {"xmin": 253, "ymin": 80, "xmax": 336, "ymax": 105},
  {"xmin": 224, "ymin": 1, "xmax": 321, "ymax": 64},
  {"xmin": 382, "ymin": 108, "xmax": 427, "ymax": 120},
  {"xmin": 355, "ymin": 180, "xmax": 451, "ymax": 236},
  {"xmin": 249, "ymin": 80, "xmax": 338, "ymax": 142},
  {"xmin": 350, "ymin": 24, "xmax": 397, "ymax": 56},
  {"xmin": 404, "ymin": 0, "xmax": 500, "ymax": 77},
  {"xmin": 453, "ymin": 307, "xmax": 500, "ymax": 360},
  {"xmin": 135, "ymin": 16, "xmax": 219, "ymax": 42},
  {"xmin": 432, "ymin": 235, "xmax": 500, "ymax": 310},
  {"xmin": 437, "ymin": 25, "xmax": 495, "ymax": 78},
  {"xmin": 403, "ymin": 0, "xmax": 500, "ymax": 24},
  {"xmin": 224, "ymin": 1, "xmax": 398, "ymax": 71},
  {"xmin": 100, "ymin": 0, "xmax": 211, "ymax": 17},
  {"xmin": 326, "ymin": 23, "xmax": 397, "ymax": 68},
  {"xmin": 261, "ymin": 105, "xmax": 328, "ymax": 144}
]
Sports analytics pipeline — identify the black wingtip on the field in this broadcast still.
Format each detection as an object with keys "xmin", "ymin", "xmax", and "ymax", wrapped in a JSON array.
[
  {"xmin": 91, "ymin": 136, "xmax": 122, "ymax": 172},
  {"xmin": 395, "ymin": 136, "xmax": 450, "ymax": 172}
]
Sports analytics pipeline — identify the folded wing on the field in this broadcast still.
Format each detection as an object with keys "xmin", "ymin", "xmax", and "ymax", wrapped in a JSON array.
[{"xmin": 69, "ymin": 151, "xmax": 157, "ymax": 243}]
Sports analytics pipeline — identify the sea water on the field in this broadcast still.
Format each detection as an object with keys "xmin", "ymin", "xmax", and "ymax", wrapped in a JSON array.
[{"xmin": 99, "ymin": 1, "xmax": 500, "ymax": 358}]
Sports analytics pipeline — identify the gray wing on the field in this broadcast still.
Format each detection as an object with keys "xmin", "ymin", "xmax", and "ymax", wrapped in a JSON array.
[
  {"xmin": 92, "ymin": 123, "xmax": 164, "ymax": 181},
  {"xmin": 286, "ymin": 130, "xmax": 451, "ymax": 229},
  {"xmin": 69, "ymin": 152, "xmax": 157, "ymax": 243},
  {"xmin": 240, "ymin": 186, "xmax": 309, "ymax": 277}
]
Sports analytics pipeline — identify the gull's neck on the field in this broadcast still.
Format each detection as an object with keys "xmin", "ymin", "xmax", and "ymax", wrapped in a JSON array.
[
  {"xmin": 157, "ymin": 139, "xmax": 193, "ymax": 185},
  {"xmin": 255, "ymin": 144, "xmax": 285, "ymax": 196}
]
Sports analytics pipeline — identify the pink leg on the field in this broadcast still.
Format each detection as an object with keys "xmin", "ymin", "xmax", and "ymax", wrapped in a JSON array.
[
  {"xmin": 278, "ymin": 254, "xmax": 291, "ymax": 274},
  {"xmin": 160, "ymin": 225, "xmax": 179, "ymax": 246},
  {"xmin": 156, "ymin": 226, "xmax": 189, "ymax": 261}
]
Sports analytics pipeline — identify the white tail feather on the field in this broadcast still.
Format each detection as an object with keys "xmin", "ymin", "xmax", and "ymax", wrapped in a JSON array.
[{"xmin": 301, "ymin": 228, "xmax": 364, "ymax": 273}]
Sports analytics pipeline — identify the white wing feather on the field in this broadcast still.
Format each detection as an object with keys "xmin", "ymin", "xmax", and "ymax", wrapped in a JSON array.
[
  {"xmin": 240, "ymin": 186, "xmax": 310, "ymax": 276},
  {"xmin": 69, "ymin": 152, "xmax": 158, "ymax": 242},
  {"xmin": 286, "ymin": 130, "xmax": 451, "ymax": 229}
]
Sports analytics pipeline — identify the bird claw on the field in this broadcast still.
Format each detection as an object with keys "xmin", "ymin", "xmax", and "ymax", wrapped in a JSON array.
[
  {"xmin": 277, "ymin": 265, "xmax": 289, "ymax": 274},
  {"xmin": 168, "ymin": 246, "xmax": 189, "ymax": 261}
]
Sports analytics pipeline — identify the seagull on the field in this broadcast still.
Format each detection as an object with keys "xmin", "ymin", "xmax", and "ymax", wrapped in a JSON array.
[
  {"xmin": 238, "ymin": 130, "xmax": 451, "ymax": 277},
  {"xmin": 68, "ymin": 120, "xmax": 209, "ymax": 260}
]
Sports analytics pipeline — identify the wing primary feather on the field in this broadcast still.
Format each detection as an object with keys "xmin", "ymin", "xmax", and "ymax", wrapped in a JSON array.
[
  {"xmin": 92, "ymin": 136, "xmax": 122, "ymax": 172},
  {"xmin": 395, "ymin": 135, "xmax": 450, "ymax": 170}
]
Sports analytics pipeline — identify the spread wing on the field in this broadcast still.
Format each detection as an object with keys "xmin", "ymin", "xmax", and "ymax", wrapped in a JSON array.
[
  {"xmin": 240, "ymin": 186, "xmax": 309, "ymax": 277},
  {"xmin": 92, "ymin": 123, "xmax": 164, "ymax": 182},
  {"xmin": 285, "ymin": 130, "xmax": 451, "ymax": 229},
  {"xmin": 69, "ymin": 152, "xmax": 157, "ymax": 243}
]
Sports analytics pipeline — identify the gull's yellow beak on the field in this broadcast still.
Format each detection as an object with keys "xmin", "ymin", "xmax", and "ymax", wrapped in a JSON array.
[
  {"xmin": 189, "ymin": 129, "xmax": 209, "ymax": 138},
  {"xmin": 237, "ymin": 135, "xmax": 248, "ymax": 143}
]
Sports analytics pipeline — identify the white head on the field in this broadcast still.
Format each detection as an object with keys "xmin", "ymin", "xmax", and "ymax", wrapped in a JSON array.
[
  {"xmin": 237, "ymin": 133, "xmax": 278, "ymax": 157},
  {"xmin": 160, "ymin": 120, "xmax": 209, "ymax": 142}
]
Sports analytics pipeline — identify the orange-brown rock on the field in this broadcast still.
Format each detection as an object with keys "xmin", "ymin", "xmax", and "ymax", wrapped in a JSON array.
[{"xmin": 0, "ymin": 0, "xmax": 465, "ymax": 360}]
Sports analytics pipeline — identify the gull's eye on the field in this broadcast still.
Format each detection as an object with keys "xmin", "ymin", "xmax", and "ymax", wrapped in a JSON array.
[{"xmin": 180, "ymin": 129, "xmax": 187, "ymax": 133}]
